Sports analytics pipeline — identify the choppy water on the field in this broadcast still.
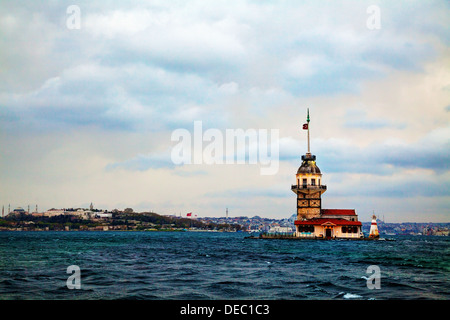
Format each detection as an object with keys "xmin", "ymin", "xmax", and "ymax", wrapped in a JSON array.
[{"xmin": 0, "ymin": 231, "xmax": 448, "ymax": 300}]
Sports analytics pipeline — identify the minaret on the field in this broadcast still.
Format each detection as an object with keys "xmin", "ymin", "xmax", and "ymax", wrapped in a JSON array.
[
  {"xmin": 292, "ymin": 109, "xmax": 327, "ymax": 220},
  {"xmin": 1, "ymin": 206, "xmax": 4, "ymax": 218},
  {"xmin": 369, "ymin": 213, "xmax": 379, "ymax": 238},
  {"xmin": 90, "ymin": 202, "xmax": 93, "ymax": 211}
]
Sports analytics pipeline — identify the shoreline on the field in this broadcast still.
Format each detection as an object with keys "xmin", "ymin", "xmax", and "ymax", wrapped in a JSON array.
[
  {"xmin": 0, "ymin": 228, "xmax": 239, "ymax": 233},
  {"xmin": 245, "ymin": 234, "xmax": 394, "ymax": 241}
]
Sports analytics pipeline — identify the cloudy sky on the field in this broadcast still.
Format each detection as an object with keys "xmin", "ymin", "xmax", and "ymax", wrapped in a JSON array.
[{"xmin": 0, "ymin": 0, "xmax": 449, "ymax": 222}]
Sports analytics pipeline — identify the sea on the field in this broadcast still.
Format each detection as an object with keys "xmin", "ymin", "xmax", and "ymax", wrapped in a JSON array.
[{"xmin": 0, "ymin": 231, "xmax": 448, "ymax": 300}]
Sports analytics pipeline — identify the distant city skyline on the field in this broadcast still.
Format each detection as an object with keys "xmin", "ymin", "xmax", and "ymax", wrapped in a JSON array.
[
  {"xmin": 0, "ymin": 202, "xmax": 445, "ymax": 224},
  {"xmin": 1, "ymin": 1, "xmax": 449, "ymax": 223}
]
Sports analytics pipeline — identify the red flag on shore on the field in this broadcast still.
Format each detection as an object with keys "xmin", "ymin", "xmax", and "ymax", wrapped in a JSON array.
[
  {"xmin": 302, "ymin": 123, "xmax": 308, "ymax": 130},
  {"xmin": 186, "ymin": 212, "xmax": 192, "ymax": 217}
]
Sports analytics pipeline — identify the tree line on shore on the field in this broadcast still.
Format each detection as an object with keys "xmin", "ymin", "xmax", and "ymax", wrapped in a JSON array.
[{"xmin": 0, "ymin": 211, "xmax": 242, "ymax": 231}]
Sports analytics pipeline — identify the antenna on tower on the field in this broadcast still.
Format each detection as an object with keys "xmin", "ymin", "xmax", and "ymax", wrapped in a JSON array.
[{"xmin": 307, "ymin": 108, "xmax": 311, "ymax": 154}]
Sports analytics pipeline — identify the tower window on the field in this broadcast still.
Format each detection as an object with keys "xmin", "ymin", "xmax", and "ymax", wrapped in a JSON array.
[
  {"xmin": 302, "ymin": 179, "xmax": 307, "ymax": 186},
  {"xmin": 311, "ymin": 179, "xmax": 316, "ymax": 186}
]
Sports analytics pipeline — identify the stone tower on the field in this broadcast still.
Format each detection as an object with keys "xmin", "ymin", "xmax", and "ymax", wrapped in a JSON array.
[{"xmin": 291, "ymin": 109, "xmax": 327, "ymax": 220}]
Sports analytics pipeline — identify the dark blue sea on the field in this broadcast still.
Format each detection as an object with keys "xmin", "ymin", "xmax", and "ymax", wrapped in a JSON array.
[{"xmin": 0, "ymin": 231, "xmax": 448, "ymax": 300}]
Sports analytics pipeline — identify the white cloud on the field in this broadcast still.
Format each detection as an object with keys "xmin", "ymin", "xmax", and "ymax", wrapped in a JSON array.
[{"xmin": 0, "ymin": 0, "xmax": 449, "ymax": 221}]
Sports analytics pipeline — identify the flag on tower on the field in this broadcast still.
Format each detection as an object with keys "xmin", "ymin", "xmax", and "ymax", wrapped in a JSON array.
[{"xmin": 302, "ymin": 123, "xmax": 308, "ymax": 130}]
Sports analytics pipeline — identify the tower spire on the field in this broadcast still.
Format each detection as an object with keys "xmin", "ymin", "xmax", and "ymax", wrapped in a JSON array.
[{"xmin": 307, "ymin": 108, "xmax": 310, "ymax": 154}]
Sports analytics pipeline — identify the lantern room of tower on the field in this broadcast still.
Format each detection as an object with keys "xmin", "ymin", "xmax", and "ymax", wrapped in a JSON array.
[{"xmin": 291, "ymin": 153, "xmax": 326, "ymax": 194}]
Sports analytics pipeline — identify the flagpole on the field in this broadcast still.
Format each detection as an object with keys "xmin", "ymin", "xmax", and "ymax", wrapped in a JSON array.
[{"xmin": 307, "ymin": 108, "xmax": 310, "ymax": 154}]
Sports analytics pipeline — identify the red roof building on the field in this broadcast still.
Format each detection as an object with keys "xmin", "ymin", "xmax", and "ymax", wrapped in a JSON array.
[
  {"xmin": 295, "ymin": 218, "xmax": 362, "ymax": 226},
  {"xmin": 321, "ymin": 209, "xmax": 356, "ymax": 216}
]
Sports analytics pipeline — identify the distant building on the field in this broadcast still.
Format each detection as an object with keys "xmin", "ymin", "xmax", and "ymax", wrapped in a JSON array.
[
  {"xmin": 8, "ymin": 207, "xmax": 27, "ymax": 216},
  {"xmin": 94, "ymin": 212, "xmax": 112, "ymax": 219},
  {"xmin": 44, "ymin": 209, "xmax": 66, "ymax": 217},
  {"xmin": 268, "ymin": 225, "xmax": 294, "ymax": 233},
  {"xmin": 32, "ymin": 212, "xmax": 45, "ymax": 217},
  {"xmin": 70, "ymin": 209, "xmax": 92, "ymax": 219}
]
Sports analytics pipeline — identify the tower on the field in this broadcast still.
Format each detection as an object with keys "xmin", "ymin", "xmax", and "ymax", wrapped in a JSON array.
[
  {"xmin": 291, "ymin": 109, "xmax": 327, "ymax": 220},
  {"xmin": 369, "ymin": 213, "xmax": 379, "ymax": 238}
]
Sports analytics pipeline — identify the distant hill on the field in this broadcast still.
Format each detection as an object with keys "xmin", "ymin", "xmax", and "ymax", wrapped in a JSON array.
[{"xmin": 0, "ymin": 210, "xmax": 241, "ymax": 231}]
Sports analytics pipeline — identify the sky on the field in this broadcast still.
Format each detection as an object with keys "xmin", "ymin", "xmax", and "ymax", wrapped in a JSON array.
[{"xmin": 0, "ymin": 0, "xmax": 449, "ymax": 222}]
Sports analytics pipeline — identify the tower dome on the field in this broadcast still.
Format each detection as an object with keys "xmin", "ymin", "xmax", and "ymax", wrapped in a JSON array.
[{"xmin": 297, "ymin": 154, "xmax": 321, "ymax": 175}]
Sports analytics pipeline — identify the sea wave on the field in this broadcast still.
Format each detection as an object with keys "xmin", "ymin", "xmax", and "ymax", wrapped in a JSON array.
[{"xmin": 0, "ymin": 232, "xmax": 448, "ymax": 300}]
